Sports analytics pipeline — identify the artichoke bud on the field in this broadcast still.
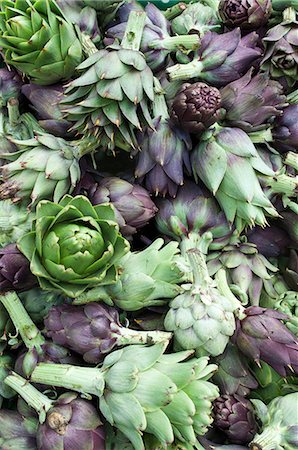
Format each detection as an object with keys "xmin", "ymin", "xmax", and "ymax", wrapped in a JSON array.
[
  {"xmin": 219, "ymin": 0, "xmax": 272, "ymax": 30},
  {"xmin": 171, "ymin": 82, "xmax": 222, "ymax": 134},
  {"xmin": 172, "ymin": 2, "xmax": 221, "ymax": 36},
  {"xmin": 0, "ymin": 243, "xmax": 37, "ymax": 292},
  {"xmin": 272, "ymin": 104, "xmax": 298, "ymax": 153}
]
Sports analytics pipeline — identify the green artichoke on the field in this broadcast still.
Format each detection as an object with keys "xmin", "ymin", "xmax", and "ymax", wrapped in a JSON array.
[
  {"xmin": 31, "ymin": 343, "xmax": 219, "ymax": 449},
  {"xmin": 0, "ymin": 200, "xmax": 33, "ymax": 248},
  {"xmin": 0, "ymin": 0, "xmax": 83, "ymax": 85},
  {"xmin": 17, "ymin": 195, "xmax": 130, "ymax": 297}
]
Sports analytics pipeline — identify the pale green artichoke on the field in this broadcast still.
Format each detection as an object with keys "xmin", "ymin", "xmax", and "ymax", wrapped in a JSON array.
[
  {"xmin": 0, "ymin": 0, "xmax": 83, "ymax": 85},
  {"xmin": 31, "ymin": 343, "xmax": 219, "ymax": 449},
  {"xmin": 17, "ymin": 195, "xmax": 130, "ymax": 297}
]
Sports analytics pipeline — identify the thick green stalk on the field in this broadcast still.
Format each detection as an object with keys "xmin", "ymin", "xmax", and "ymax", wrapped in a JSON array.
[
  {"xmin": 0, "ymin": 292, "xmax": 45, "ymax": 351},
  {"xmin": 71, "ymin": 135, "xmax": 100, "ymax": 158},
  {"xmin": 150, "ymin": 34, "xmax": 200, "ymax": 51},
  {"xmin": 121, "ymin": 11, "xmax": 146, "ymax": 51},
  {"xmin": 163, "ymin": 2, "xmax": 187, "ymax": 20},
  {"xmin": 287, "ymin": 88, "xmax": 298, "ymax": 104},
  {"xmin": 4, "ymin": 372, "xmax": 53, "ymax": 423},
  {"xmin": 285, "ymin": 151, "xmax": 298, "ymax": 171},
  {"xmin": 31, "ymin": 364, "xmax": 105, "ymax": 397},
  {"xmin": 117, "ymin": 328, "xmax": 171, "ymax": 346},
  {"xmin": 266, "ymin": 174, "xmax": 297, "ymax": 197},
  {"xmin": 20, "ymin": 113, "xmax": 45, "ymax": 134},
  {"xmin": 282, "ymin": 6, "xmax": 296, "ymax": 22},
  {"xmin": 167, "ymin": 60, "xmax": 204, "ymax": 80},
  {"xmin": 248, "ymin": 128, "xmax": 273, "ymax": 144},
  {"xmin": 153, "ymin": 78, "xmax": 169, "ymax": 120},
  {"xmin": 7, "ymin": 98, "xmax": 20, "ymax": 127},
  {"xmin": 250, "ymin": 425, "xmax": 285, "ymax": 450},
  {"xmin": 81, "ymin": 32, "xmax": 98, "ymax": 57},
  {"xmin": 187, "ymin": 248, "xmax": 213, "ymax": 290}
]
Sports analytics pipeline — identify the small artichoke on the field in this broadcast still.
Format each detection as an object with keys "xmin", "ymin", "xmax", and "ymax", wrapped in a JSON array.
[
  {"xmin": 0, "ymin": 0, "xmax": 83, "ymax": 85},
  {"xmin": 272, "ymin": 104, "xmax": 298, "ymax": 153},
  {"xmin": 171, "ymin": 82, "xmax": 222, "ymax": 134},
  {"xmin": 172, "ymin": 1, "xmax": 221, "ymax": 36},
  {"xmin": 219, "ymin": 0, "xmax": 272, "ymax": 30},
  {"xmin": 220, "ymin": 69, "xmax": 287, "ymax": 132},
  {"xmin": 17, "ymin": 195, "xmax": 130, "ymax": 297},
  {"xmin": 0, "ymin": 243, "xmax": 37, "ymax": 292},
  {"xmin": 233, "ymin": 306, "xmax": 298, "ymax": 377},
  {"xmin": 213, "ymin": 394, "xmax": 258, "ymax": 444}
]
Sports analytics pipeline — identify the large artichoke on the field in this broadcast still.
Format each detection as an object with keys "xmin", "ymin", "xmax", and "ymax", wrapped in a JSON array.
[
  {"xmin": 31, "ymin": 343, "xmax": 219, "ymax": 449},
  {"xmin": 17, "ymin": 195, "xmax": 130, "ymax": 297},
  {"xmin": 0, "ymin": 0, "xmax": 83, "ymax": 85},
  {"xmin": 218, "ymin": 0, "xmax": 272, "ymax": 30}
]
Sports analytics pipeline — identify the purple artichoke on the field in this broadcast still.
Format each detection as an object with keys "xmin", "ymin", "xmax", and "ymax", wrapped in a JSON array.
[
  {"xmin": 171, "ymin": 82, "xmax": 222, "ymax": 134},
  {"xmin": 167, "ymin": 28, "xmax": 263, "ymax": 87},
  {"xmin": 86, "ymin": 177, "xmax": 158, "ymax": 237},
  {"xmin": 0, "ymin": 408, "xmax": 38, "ymax": 449},
  {"xmin": 213, "ymin": 394, "xmax": 258, "ymax": 444},
  {"xmin": 37, "ymin": 392, "xmax": 105, "ymax": 450},
  {"xmin": 213, "ymin": 343, "xmax": 258, "ymax": 397},
  {"xmin": 45, "ymin": 303, "xmax": 171, "ymax": 364},
  {"xmin": 247, "ymin": 224, "xmax": 292, "ymax": 258},
  {"xmin": 221, "ymin": 69, "xmax": 287, "ymax": 131},
  {"xmin": 233, "ymin": 306, "xmax": 298, "ymax": 377},
  {"xmin": 0, "ymin": 67, "xmax": 22, "ymax": 106},
  {"xmin": 0, "ymin": 244, "xmax": 37, "ymax": 292},
  {"xmin": 272, "ymin": 104, "xmax": 298, "ymax": 153},
  {"xmin": 135, "ymin": 117, "xmax": 192, "ymax": 197},
  {"xmin": 219, "ymin": 0, "xmax": 272, "ymax": 30}
]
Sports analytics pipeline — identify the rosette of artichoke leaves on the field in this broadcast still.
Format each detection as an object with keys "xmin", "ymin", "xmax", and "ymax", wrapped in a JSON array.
[
  {"xmin": 17, "ymin": 195, "xmax": 130, "ymax": 297},
  {"xmin": 218, "ymin": 0, "xmax": 272, "ymax": 30},
  {"xmin": 0, "ymin": 0, "xmax": 83, "ymax": 85}
]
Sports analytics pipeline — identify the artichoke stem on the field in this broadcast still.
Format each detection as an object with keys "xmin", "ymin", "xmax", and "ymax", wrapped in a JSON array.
[
  {"xmin": 73, "ymin": 135, "xmax": 101, "ymax": 158},
  {"xmin": 31, "ymin": 363, "xmax": 105, "ymax": 398},
  {"xmin": 287, "ymin": 87, "xmax": 298, "ymax": 104},
  {"xmin": 0, "ymin": 291, "xmax": 45, "ymax": 351},
  {"xmin": 285, "ymin": 151, "xmax": 298, "ymax": 171},
  {"xmin": 180, "ymin": 231, "xmax": 212, "ymax": 257},
  {"xmin": 121, "ymin": 11, "xmax": 146, "ymax": 51},
  {"xmin": 167, "ymin": 61, "xmax": 204, "ymax": 81},
  {"xmin": 117, "ymin": 327, "xmax": 172, "ymax": 346},
  {"xmin": 7, "ymin": 98, "xmax": 20, "ymax": 127},
  {"xmin": 20, "ymin": 112, "xmax": 44, "ymax": 134},
  {"xmin": 248, "ymin": 128, "xmax": 273, "ymax": 144},
  {"xmin": 266, "ymin": 174, "xmax": 298, "ymax": 196},
  {"xmin": 215, "ymin": 269, "xmax": 245, "ymax": 316},
  {"xmin": 4, "ymin": 372, "xmax": 53, "ymax": 423},
  {"xmin": 153, "ymin": 78, "xmax": 170, "ymax": 120},
  {"xmin": 282, "ymin": 6, "xmax": 296, "ymax": 22},
  {"xmin": 250, "ymin": 425, "xmax": 284, "ymax": 450},
  {"xmin": 150, "ymin": 34, "xmax": 200, "ymax": 51},
  {"xmin": 81, "ymin": 32, "xmax": 98, "ymax": 57},
  {"xmin": 187, "ymin": 248, "xmax": 213, "ymax": 289},
  {"xmin": 163, "ymin": 2, "xmax": 187, "ymax": 20},
  {"xmin": 73, "ymin": 286, "xmax": 113, "ymax": 305}
]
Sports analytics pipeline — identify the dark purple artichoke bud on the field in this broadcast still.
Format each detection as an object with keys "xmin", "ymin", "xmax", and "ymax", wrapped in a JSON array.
[
  {"xmin": 221, "ymin": 69, "xmax": 287, "ymax": 132},
  {"xmin": 219, "ymin": 0, "xmax": 272, "ymax": 30},
  {"xmin": 171, "ymin": 82, "xmax": 222, "ymax": 134},
  {"xmin": 167, "ymin": 28, "xmax": 263, "ymax": 87},
  {"xmin": 0, "ymin": 244, "xmax": 37, "ymax": 292},
  {"xmin": 0, "ymin": 408, "xmax": 38, "ymax": 449},
  {"xmin": 37, "ymin": 392, "xmax": 105, "ymax": 450},
  {"xmin": 21, "ymin": 83, "xmax": 73, "ymax": 138},
  {"xmin": 247, "ymin": 224, "xmax": 292, "ymax": 257},
  {"xmin": 213, "ymin": 343, "xmax": 258, "ymax": 397},
  {"xmin": 0, "ymin": 67, "xmax": 22, "ymax": 106},
  {"xmin": 261, "ymin": 16, "xmax": 298, "ymax": 88},
  {"xmin": 45, "ymin": 303, "xmax": 171, "ymax": 364},
  {"xmin": 272, "ymin": 104, "xmax": 298, "ymax": 153},
  {"xmin": 233, "ymin": 306, "xmax": 298, "ymax": 377},
  {"xmin": 213, "ymin": 394, "xmax": 258, "ymax": 444},
  {"xmin": 87, "ymin": 177, "xmax": 158, "ymax": 237},
  {"xmin": 135, "ymin": 117, "xmax": 192, "ymax": 197},
  {"xmin": 156, "ymin": 181, "xmax": 232, "ymax": 250}
]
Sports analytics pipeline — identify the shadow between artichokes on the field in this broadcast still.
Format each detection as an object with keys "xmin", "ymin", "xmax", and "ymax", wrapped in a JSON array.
[{"xmin": 17, "ymin": 195, "xmax": 130, "ymax": 298}]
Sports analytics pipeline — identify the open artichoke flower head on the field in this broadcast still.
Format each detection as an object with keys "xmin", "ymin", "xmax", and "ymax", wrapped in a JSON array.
[{"xmin": 17, "ymin": 195, "xmax": 130, "ymax": 297}]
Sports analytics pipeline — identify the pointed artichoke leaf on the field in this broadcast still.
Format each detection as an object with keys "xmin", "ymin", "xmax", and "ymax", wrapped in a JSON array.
[
  {"xmin": 194, "ymin": 142, "xmax": 227, "ymax": 194},
  {"xmin": 104, "ymin": 361, "xmax": 139, "ymax": 393},
  {"xmin": 102, "ymin": 392, "xmax": 146, "ymax": 431},
  {"xmin": 115, "ymin": 343, "xmax": 168, "ymax": 371},
  {"xmin": 145, "ymin": 410, "xmax": 174, "ymax": 446},
  {"xmin": 17, "ymin": 231, "xmax": 36, "ymax": 261},
  {"xmin": 133, "ymin": 368, "xmax": 177, "ymax": 410}
]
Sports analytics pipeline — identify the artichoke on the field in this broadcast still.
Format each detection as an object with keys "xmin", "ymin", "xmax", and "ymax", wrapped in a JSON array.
[
  {"xmin": 0, "ymin": 67, "xmax": 22, "ymax": 107},
  {"xmin": 250, "ymin": 393, "xmax": 298, "ymax": 450},
  {"xmin": 164, "ymin": 249, "xmax": 238, "ymax": 357},
  {"xmin": 272, "ymin": 104, "xmax": 298, "ymax": 153},
  {"xmin": 0, "ymin": 354, "xmax": 16, "ymax": 404},
  {"xmin": 218, "ymin": 0, "xmax": 272, "ymax": 30},
  {"xmin": 247, "ymin": 224, "xmax": 292, "ymax": 258},
  {"xmin": 18, "ymin": 287, "xmax": 65, "ymax": 324},
  {"xmin": 0, "ymin": 407, "xmax": 38, "ymax": 450},
  {"xmin": 31, "ymin": 343, "xmax": 219, "ymax": 448},
  {"xmin": 0, "ymin": 132, "xmax": 98, "ymax": 207},
  {"xmin": 0, "ymin": 200, "xmax": 34, "ymax": 248},
  {"xmin": 0, "ymin": 0, "xmax": 83, "ymax": 85},
  {"xmin": 85, "ymin": 176, "xmax": 158, "ymax": 238},
  {"xmin": 213, "ymin": 394, "xmax": 258, "ymax": 444},
  {"xmin": 220, "ymin": 69, "xmax": 287, "ymax": 132},
  {"xmin": 74, "ymin": 238, "xmax": 184, "ymax": 311},
  {"xmin": 171, "ymin": 82, "xmax": 222, "ymax": 134},
  {"xmin": 191, "ymin": 126, "xmax": 278, "ymax": 232},
  {"xmin": 233, "ymin": 306, "xmax": 298, "ymax": 377},
  {"xmin": 82, "ymin": 0, "xmax": 124, "ymax": 27},
  {"xmin": 62, "ymin": 11, "xmax": 155, "ymax": 152},
  {"xmin": 167, "ymin": 28, "xmax": 262, "ymax": 87},
  {"xmin": 212, "ymin": 343, "xmax": 258, "ymax": 397},
  {"xmin": 17, "ymin": 195, "xmax": 130, "ymax": 297},
  {"xmin": 171, "ymin": 1, "xmax": 221, "ymax": 36},
  {"xmin": 0, "ymin": 243, "xmax": 37, "ymax": 292},
  {"xmin": 45, "ymin": 302, "xmax": 171, "ymax": 363}
]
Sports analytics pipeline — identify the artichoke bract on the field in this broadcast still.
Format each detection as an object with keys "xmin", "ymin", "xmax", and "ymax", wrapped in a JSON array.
[
  {"xmin": 219, "ymin": 0, "xmax": 272, "ymax": 30},
  {"xmin": 31, "ymin": 343, "xmax": 219, "ymax": 449},
  {"xmin": 171, "ymin": 82, "xmax": 222, "ymax": 134},
  {"xmin": 62, "ymin": 11, "xmax": 155, "ymax": 152},
  {"xmin": 272, "ymin": 104, "xmax": 298, "ymax": 153},
  {"xmin": 213, "ymin": 394, "xmax": 258, "ymax": 445},
  {"xmin": 0, "ymin": 408, "xmax": 38, "ymax": 450},
  {"xmin": 0, "ymin": 200, "xmax": 34, "ymax": 248},
  {"xmin": 0, "ymin": 0, "xmax": 83, "ymax": 85},
  {"xmin": 17, "ymin": 195, "xmax": 130, "ymax": 298},
  {"xmin": 191, "ymin": 126, "xmax": 279, "ymax": 231},
  {"xmin": 167, "ymin": 28, "xmax": 262, "ymax": 87},
  {"xmin": 0, "ymin": 243, "xmax": 37, "ymax": 292},
  {"xmin": 171, "ymin": 1, "xmax": 221, "ymax": 36}
]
